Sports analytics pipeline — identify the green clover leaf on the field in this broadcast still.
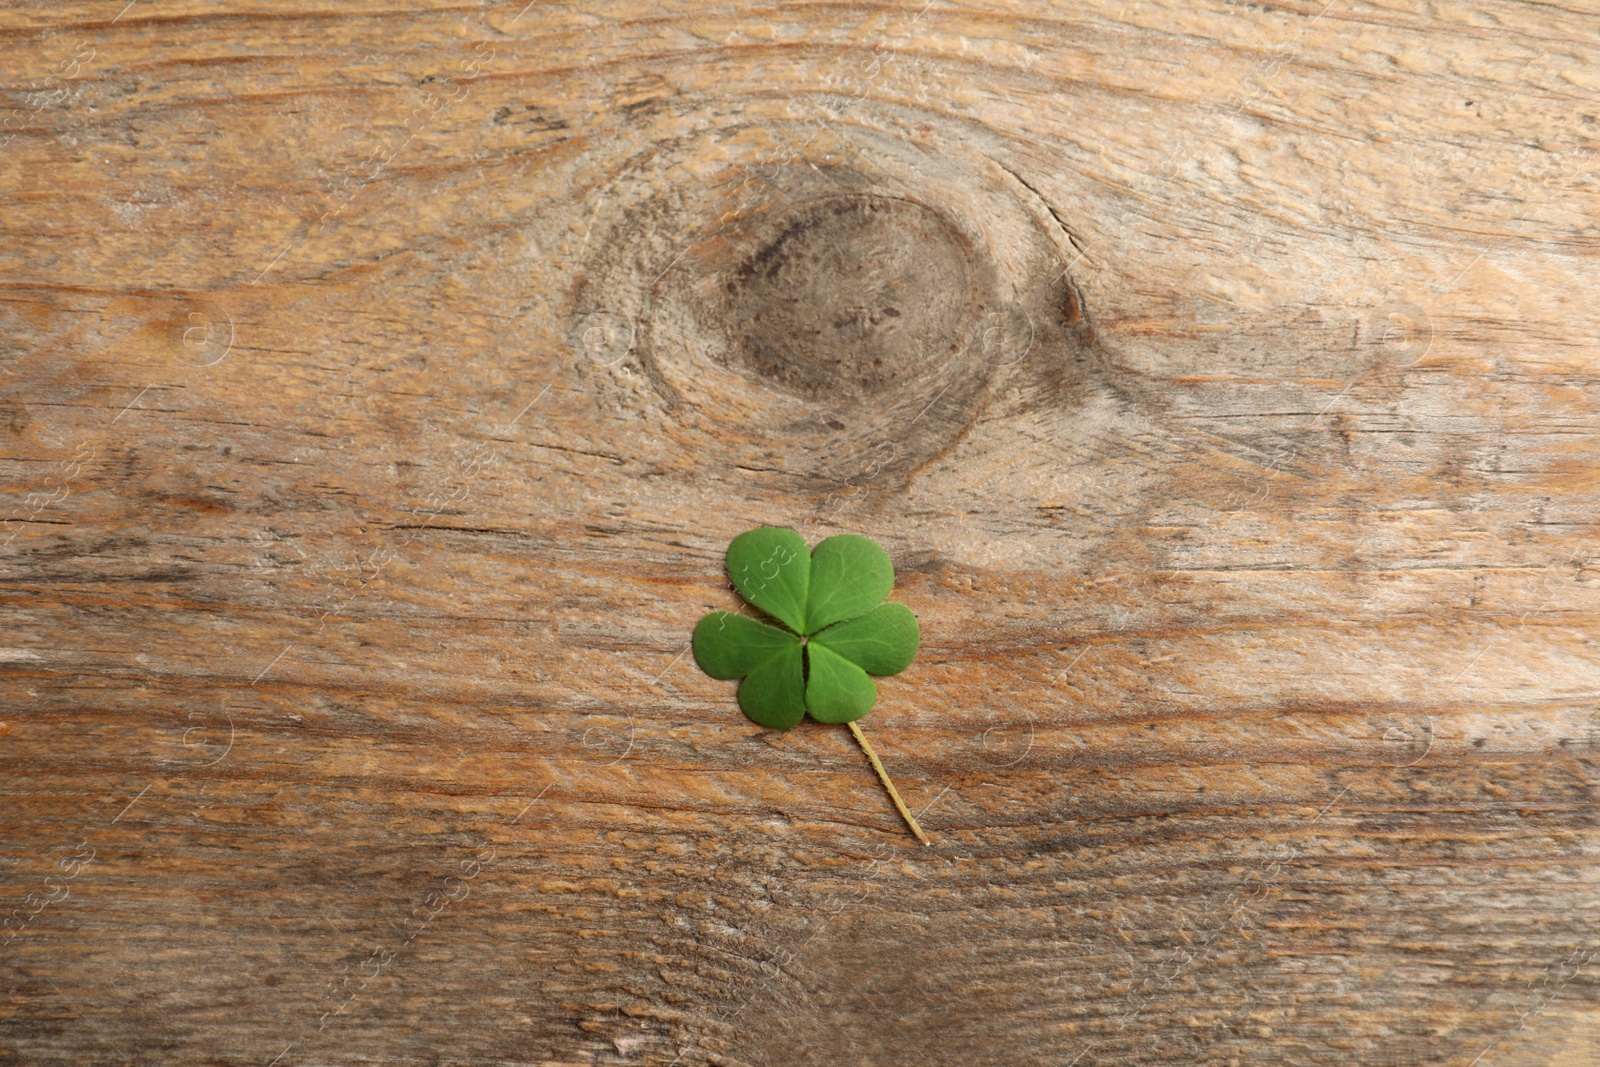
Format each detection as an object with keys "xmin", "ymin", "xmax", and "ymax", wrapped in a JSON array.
[
  {"xmin": 693, "ymin": 526, "xmax": 930, "ymax": 844},
  {"xmin": 693, "ymin": 527, "xmax": 920, "ymax": 729}
]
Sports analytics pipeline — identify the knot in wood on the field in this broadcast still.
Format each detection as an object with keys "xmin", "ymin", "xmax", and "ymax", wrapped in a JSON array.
[{"xmin": 724, "ymin": 194, "xmax": 972, "ymax": 404}]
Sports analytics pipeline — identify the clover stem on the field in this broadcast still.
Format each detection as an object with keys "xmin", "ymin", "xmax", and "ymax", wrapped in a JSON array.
[{"xmin": 846, "ymin": 720, "xmax": 930, "ymax": 846}]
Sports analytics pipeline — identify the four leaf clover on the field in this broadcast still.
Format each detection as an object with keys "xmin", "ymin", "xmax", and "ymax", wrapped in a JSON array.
[
  {"xmin": 692, "ymin": 527, "xmax": 920, "ymax": 729},
  {"xmin": 693, "ymin": 526, "xmax": 930, "ymax": 844}
]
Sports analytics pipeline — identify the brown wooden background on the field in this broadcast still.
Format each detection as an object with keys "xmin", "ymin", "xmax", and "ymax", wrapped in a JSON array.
[{"xmin": 3, "ymin": 1, "xmax": 1598, "ymax": 1064}]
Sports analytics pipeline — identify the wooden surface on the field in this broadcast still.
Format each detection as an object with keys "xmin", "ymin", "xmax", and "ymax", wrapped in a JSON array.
[{"xmin": 3, "ymin": 1, "xmax": 1598, "ymax": 1064}]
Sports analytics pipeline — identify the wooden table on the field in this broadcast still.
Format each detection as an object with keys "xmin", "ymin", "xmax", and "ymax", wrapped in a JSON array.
[{"xmin": 3, "ymin": 2, "xmax": 1597, "ymax": 1064}]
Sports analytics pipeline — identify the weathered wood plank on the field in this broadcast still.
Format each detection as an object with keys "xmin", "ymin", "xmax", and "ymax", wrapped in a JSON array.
[{"xmin": 3, "ymin": 1, "xmax": 1598, "ymax": 1064}]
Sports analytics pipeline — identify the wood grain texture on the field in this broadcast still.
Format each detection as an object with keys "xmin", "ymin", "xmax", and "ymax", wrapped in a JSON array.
[{"xmin": 2, "ymin": 1, "xmax": 1598, "ymax": 1064}]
